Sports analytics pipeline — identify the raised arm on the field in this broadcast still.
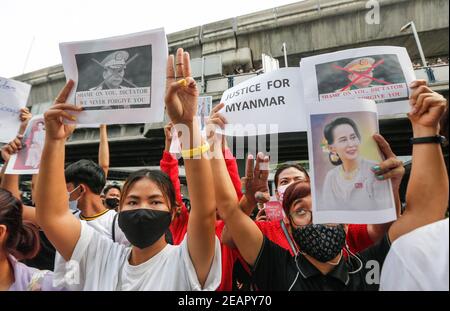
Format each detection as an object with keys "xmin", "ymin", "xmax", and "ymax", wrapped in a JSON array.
[
  {"xmin": 160, "ymin": 122, "xmax": 183, "ymax": 205},
  {"xmin": 164, "ymin": 48, "xmax": 216, "ymax": 287},
  {"xmin": 388, "ymin": 80, "xmax": 448, "ymax": 242},
  {"xmin": 221, "ymin": 152, "xmax": 270, "ymax": 248},
  {"xmin": 1, "ymin": 107, "xmax": 32, "ymax": 194},
  {"xmin": 224, "ymin": 148, "xmax": 243, "ymax": 200},
  {"xmin": 1, "ymin": 137, "xmax": 37, "ymax": 226},
  {"xmin": 207, "ymin": 120, "xmax": 265, "ymax": 265},
  {"xmin": 1, "ymin": 135, "xmax": 25, "ymax": 200},
  {"xmin": 0, "ymin": 109, "xmax": 38, "ymax": 226},
  {"xmin": 98, "ymin": 124, "xmax": 109, "ymax": 177},
  {"xmin": 207, "ymin": 102, "xmax": 243, "ymax": 200},
  {"xmin": 34, "ymin": 80, "xmax": 84, "ymax": 260}
]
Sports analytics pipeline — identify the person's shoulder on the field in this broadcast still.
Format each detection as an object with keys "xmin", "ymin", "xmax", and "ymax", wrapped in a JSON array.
[
  {"xmin": 79, "ymin": 218, "xmax": 120, "ymax": 250},
  {"xmin": 391, "ymin": 218, "xmax": 449, "ymax": 253},
  {"xmin": 92, "ymin": 209, "xmax": 117, "ymax": 223},
  {"xmin": 9, "ymin": 255, "xmax": 36, "ymax": 283}
]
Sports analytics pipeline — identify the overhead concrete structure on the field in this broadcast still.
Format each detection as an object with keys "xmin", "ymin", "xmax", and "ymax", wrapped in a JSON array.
[
  {"xmin": 7, "ymin": 0, "xmax": 449, "ymax": 176},
  {"xmin": 168, "ymin": 0, "xmax": 448, "ymax": 70}
]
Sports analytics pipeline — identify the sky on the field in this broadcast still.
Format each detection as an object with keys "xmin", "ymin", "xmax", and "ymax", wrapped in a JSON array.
[{"xmin": 1, "ymin": 0, "xmax": 302, "ymax": 78}]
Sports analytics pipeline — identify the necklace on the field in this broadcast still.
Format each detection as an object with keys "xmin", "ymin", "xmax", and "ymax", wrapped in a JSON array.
[{"xmin": 339, "ymin": 165, "xmax": 360, "ymax": 181}]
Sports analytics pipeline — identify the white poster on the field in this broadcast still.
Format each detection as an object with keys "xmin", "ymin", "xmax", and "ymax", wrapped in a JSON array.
[
  {"xmin": 219, "ymin": 67, "xmax": 307, "ymax": 136},
  {"xmin": 306, "ymin": 99, "xmax": 397, "ymax": 224},
  {"xmin": 59, "ymin": 28, "xmax": 167, "ymax": 125},
  {"xmin": 300, "ymin": 46, "xmax": 416, "ymax": 116},
  {"xmin": 6, "ymin": 115, "xmax": 45, "ymax": 175},
  {"xmin": 0, "ymin": 77, "xmax": 31, "ymax": 143}
]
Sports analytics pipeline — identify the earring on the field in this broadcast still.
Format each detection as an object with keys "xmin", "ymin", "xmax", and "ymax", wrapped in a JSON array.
[{"xmin": 330, "ymin": 152, "xmax": 340, "ymax": 162}]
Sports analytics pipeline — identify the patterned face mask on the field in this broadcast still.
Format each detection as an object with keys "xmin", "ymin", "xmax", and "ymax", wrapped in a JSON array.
[{"xmin": 292, "ymin": 224, "xmax": 346, "ymax": 263}]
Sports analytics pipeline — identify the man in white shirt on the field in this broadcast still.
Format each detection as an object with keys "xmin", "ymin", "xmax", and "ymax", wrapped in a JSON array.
[
  {"xmin": 65, "ymin": 159, "xmax": 128, "ymax": 244},
  {"xmin": 380, "ymin": 218, "xmax": 449, "ymax": 291}
]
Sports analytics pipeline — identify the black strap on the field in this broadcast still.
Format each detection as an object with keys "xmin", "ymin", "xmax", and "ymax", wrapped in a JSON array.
[
  {"xmin": 112, "ymin": 213, "xmax": 118, "ymax": 242},
  {"xmin": 280, "ymin": 220, "xmax": 297, "ymax": 255},
  {"xmin": 410, "ymin": 135, "xmax": 446, "ymax": 145}
]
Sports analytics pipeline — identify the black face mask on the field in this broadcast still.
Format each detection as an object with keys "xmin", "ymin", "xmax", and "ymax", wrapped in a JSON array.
[
  {"xmin": 292, "ymin": 224, "xmax": 346, "ymax": 263},
  {"xmin": 118, "ymin": 209, "xmax": 171, "ymax": 249},
  {"xmin": 105, "ymin": 198, "xmax": 119, "ymax": 210}
]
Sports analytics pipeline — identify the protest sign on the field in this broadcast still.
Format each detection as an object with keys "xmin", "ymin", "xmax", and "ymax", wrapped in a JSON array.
[
  {"xmin": 306, "ymin": 99, "xmax": 396, "ymax": 224},
  {"xmin": 0, "ymin": 77, "xmax": 31, "ymax": 143},
  {"xmin": 59, "ymin": 28, "xmax": 167, "ymax": 125},
  {"xmin": 264, "ymin": 200, "xmax": 284, "ymax": 222},
  {"xmin": 300, "ymin": 46, "xmax": 415, "ymax": 116},
  {"xmin": 6, "ymin": 115, "xmax": 45, "ymax": 175},
  {"xmin": 219, "ymin": 67, "xmax": 307, "ymax": 136}
]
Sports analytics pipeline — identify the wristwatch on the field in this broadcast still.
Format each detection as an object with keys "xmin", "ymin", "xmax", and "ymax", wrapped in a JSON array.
[{"xmin": 409, "ymin": 135, "xmax": 447, "ymax": 145}]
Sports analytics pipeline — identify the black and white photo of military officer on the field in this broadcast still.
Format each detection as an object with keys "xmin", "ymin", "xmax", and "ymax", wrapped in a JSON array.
[
  {"xmin": 74, "ymin": 45, "xmax": 152, "ymax": 93},
  {"xmin": 90, "ymin": 50, "xmax": 138, "ymax": 90}
]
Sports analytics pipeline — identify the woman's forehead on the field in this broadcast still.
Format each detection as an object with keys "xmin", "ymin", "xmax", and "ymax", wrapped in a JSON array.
[
  {"xmin": 279, "ymin": 167, "xmax": 306, "ymax": 180},
  {"xmin": 333, "ymin": 124, "xmax": 355, "ymax": 136},
  {"xmin": 126, "ymin": 179, "xmax": 163, "ymax": 197},
  {"xmin": 107, "ymin": 188, "xmax": 121, "ymax": 195}
]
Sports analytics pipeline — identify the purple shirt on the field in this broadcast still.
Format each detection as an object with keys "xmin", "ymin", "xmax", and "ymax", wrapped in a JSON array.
[{"xmin": 8, "ymin": 255, "xmax": 66, "ymax": 291}]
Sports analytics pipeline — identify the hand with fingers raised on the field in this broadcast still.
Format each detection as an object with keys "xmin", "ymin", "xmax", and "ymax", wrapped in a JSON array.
[
  {"xmin": 164, "ymin": 48, "xmax": 199, "ymax": 125},
  {"xmin": 44, "ymin": 80, "xmax": 83, "ymax": 141},
  {"xmin": 241, "ymin": 152, "xmax": 271, "ymax": 206},
  {"xmin": 408, "ymin": 80, "xmax": 447, "ymax": 135},
  {"xmin": 371, "ymin": 134, "xmax": 405, "ymax": 189}
]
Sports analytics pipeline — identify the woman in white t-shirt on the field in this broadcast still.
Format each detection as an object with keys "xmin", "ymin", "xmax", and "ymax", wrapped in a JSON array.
[
  {"xmin": 34, "ymin": 48, "xmax": 221, "ymax": 291},
  {"xmin": 321, "ymin": 117, "xmax": 392, "ymax": 211}
]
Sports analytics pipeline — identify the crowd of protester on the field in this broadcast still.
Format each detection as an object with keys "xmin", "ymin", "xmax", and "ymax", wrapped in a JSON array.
[
  {"xmin": 0, "ymin": 48, "xmax": 448, "ymax": 291},
  {"xmin": 412, "ymin": 56, "xmax": 449, "ymax": 69}
]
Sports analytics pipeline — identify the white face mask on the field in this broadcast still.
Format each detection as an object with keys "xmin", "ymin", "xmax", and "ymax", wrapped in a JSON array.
[
  {"xmin": 68, "ymin": 185, "xmax": 81, "ymax": 212},
  {"xmin": 276, "ymin": 183, "xmax": 292, "ymax": 202}
]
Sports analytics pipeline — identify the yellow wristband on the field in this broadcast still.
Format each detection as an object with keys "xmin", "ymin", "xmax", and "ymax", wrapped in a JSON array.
[{"xmin": 181, "ymin": 142, "xmax": 210, "ymax": 159}]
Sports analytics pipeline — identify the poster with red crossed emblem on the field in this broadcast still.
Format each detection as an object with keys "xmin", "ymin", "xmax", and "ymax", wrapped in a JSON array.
[{"xmin": 300, "ymin": 46, "xmax": 416, "ymax": 116}]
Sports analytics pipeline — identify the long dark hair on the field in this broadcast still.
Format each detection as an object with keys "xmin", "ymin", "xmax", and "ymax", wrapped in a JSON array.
[
  {"xmin": 119, "ymin": 169, "xmax": 178, "ymax": 217},
  {"xmin": 323, "ymin": 117, "xmax": 361, "ymax": 166},
  {"xmin": 0, "ymin": 189, "xmax": 40, "ymax": 260}
]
